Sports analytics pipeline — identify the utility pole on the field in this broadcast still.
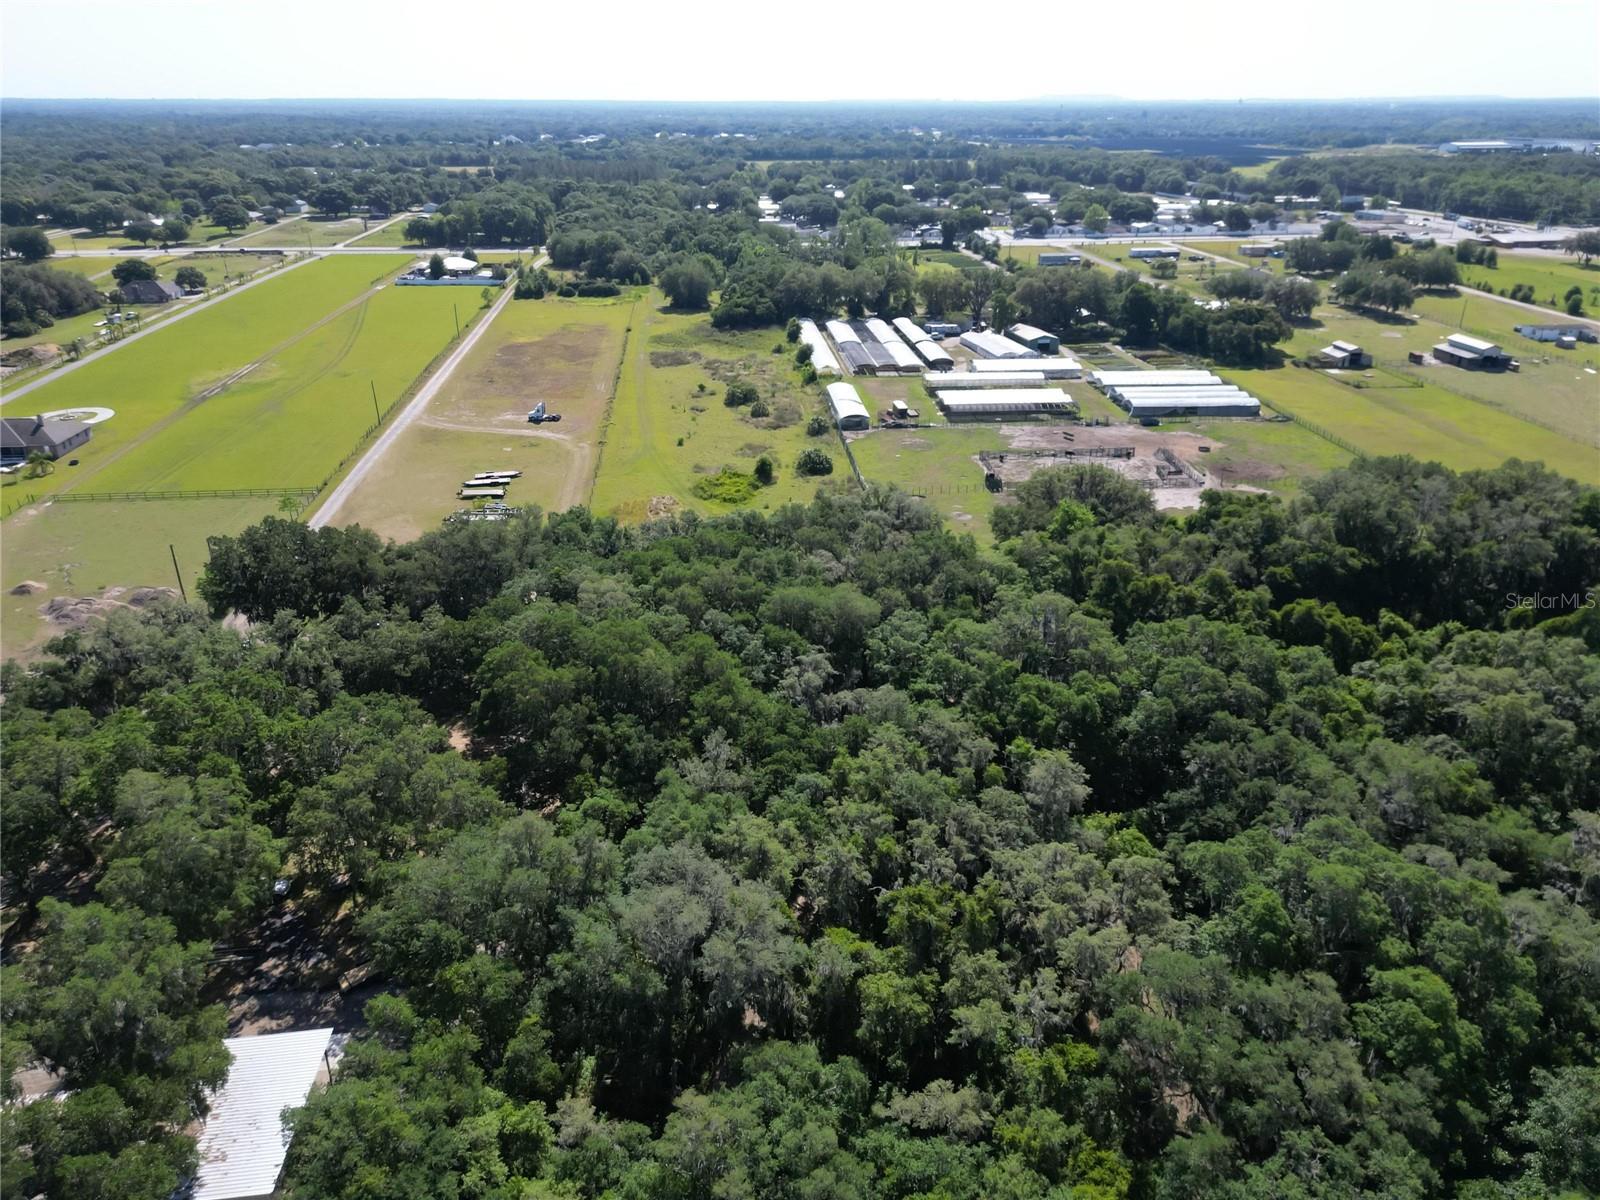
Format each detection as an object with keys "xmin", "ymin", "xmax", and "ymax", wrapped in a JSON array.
[
  {"xmin": 169, "ymin": 544, "xmax": 188, "ymax": 603},
  {"xmin": 453, "ymin": 303, "xmax": 460, "ymax": 338},
  {"xmin": 370, "ymin": 379, "xmax": 380, "ymax": 424}
]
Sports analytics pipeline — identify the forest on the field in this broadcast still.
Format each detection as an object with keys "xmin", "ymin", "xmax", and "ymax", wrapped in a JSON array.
[{"xmin": 3, "ymin": 456, "xmax": 1598, "ymax": 1200}]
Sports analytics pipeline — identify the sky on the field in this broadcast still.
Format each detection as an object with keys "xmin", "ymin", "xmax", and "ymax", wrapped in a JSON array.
[{"xmin": 2, "ymin": 0, "xmax": 1598, "ymax": 102}]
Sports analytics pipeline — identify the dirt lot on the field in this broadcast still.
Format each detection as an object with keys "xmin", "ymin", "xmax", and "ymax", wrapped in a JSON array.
[{"xmin": 987, "ymin": 423, "xmax": 1221, "ymax": 510}]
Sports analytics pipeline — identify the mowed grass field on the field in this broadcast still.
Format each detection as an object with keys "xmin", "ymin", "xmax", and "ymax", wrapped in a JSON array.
[
  {"xmin": 86, "ymin": 282, "xmax": 477, "ymax": 492},
  {"xmin": 1, "ymin": 496, "xmax": 281, "ymax": 660},
  {"xmin": 1458, "ymin": 252, "xmax": 1600, "ymax": 308},
  {"xmin": 0, "ymin": 255, "xmax": 296, "ymax": 356},
  {"xmin": 328, "ymin": 292, "xmax": 638, "ymax": 540},
  {"xmin": 234, "ymin": 217, "xmax": 370, "ymax": 248},
  {"xmin": 0, "ymin": 255, "xmax": 408, "ymax": 504},
  {"xmin": 593, "ymin": 293, "xmax": 834, "ymax": 522},
  {"xmin": 351, "ymin": 218, "xmax": 429, "ymax": 247}
]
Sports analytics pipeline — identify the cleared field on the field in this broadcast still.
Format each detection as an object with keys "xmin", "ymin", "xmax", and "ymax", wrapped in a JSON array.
[
  {"xmin": 0, "ymin": 255, "xmax": 410, "ymax": 505},
  {"xmin": 1187, "ymin": 418, "xmax": 1353, "ymax": 494},
  {"xmin": 330, "ymin": 424, "xmax": 573, "ymax": 542},
  {"xmin": 1458, "ymin": 253, "xmax": 1600, "ymax": 308},
  {"xmin": 1, "ymin": 495, "xmax": 281, "ymax": 659},
  {"xmin": 328, "ymin": 293, "xmax": 636, "ymax": 538},
  {"xmin": 910, "ymin": 249, "xmax": 975, "ymax": 271},
  {"xmin": 593, "ymin": 294, "xmax": 832, "ymax": 521},
  {"xmin": 234, "ymin": 217, "xmax": 370, "ymax": 248},
  {"xmin": 350, "ymin": 219, "xmax": 426, "ymax": 247},
  {"xmin": 48, "ymin": 223, "xmax": 264, "ymax": 252},
  {"xmin": 849, "ymin": 426, "xmax": 1001, "ymax": 540}
]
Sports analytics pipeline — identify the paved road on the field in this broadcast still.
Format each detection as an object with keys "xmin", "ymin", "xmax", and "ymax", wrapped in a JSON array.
[
  {"xmin": 309, "ymin": 259, "xmax": 543, "ymax": 528},
  {"xmin": 0, "ymin": 254, "xmax": 317, "ymax": 406}
]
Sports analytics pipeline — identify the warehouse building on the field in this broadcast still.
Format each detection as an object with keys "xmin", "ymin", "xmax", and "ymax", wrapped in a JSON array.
[
  {"xmin": 936, "ymin": 387, "xmax": 1077, "ymax": 417},
  {"xmin": 892, "ymin": 316, "xmax": 955, "ymax": 369},
  {"xmin": 971, "ymin": 357, "xmax": 1081, "ymax": 378},
  {"xmin": 864, "ymin": 318, "xmax": 924, "ymax": 374},
  {"xmin": 826, "ymin": 319, "xmax": 875, "ymax": 375},
  {"xmin": 1090, "ymin": 369, "xmax": 1223, "ymax": 391},
  {"xmin": 797, "ymin": 320, "xmax": 842, "ymax": 375},
  {"xmin": 826, "ymin": 382, "xmax": 872, "ymax": 430},
  {"xmin": 1115, "ymin": 388, "xmax": 1261, "ymax": 418},
  {"xmin": 960, "ymin": 329, "xmax": 1039, "ymax": 359},
  {"xmin": 1432, "ymin": 332, "xmax": 1516, "ymax": 370},
  {"xmin": 1007, "ymin": 323, "xmax": 1061, "ymax": 355},
  {"xmin": 1127, "ymin": 246, "xmax": 1180, "ymax": 260},
  {"xmin": 927, "ymin": 371, "xmax": 1050, "ymax": 389},
  {"xmin": 1038, "ymin": 252, "xmax": 1082, "ymax": 266}
]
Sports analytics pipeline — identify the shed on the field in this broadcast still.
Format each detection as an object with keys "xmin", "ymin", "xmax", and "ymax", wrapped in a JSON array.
[
  {"xmin": 972, "ymin": 356, "xmax": 1081, "ymax": 378},
  {"xmin": 190, "ymin": 1028, "xmax": 334, "ymax": 1200},
  {"xmin": 928, "ymin": 371, "xmax": 1050, "ymax": 389},
  {"xmin": 441, "ymin": 256, "xmax": 478, "ymax": 275},
  {"xmin": 1316, "ymin": 340, "xmax": 1372, "ymax": 368},
  {"xmin": 826, "ymin": 382, "xmax": 871, "ymax": 430},
  {"xmin": 1006, "ymin": 323, "xmax": 1060, "ymax": 355}
]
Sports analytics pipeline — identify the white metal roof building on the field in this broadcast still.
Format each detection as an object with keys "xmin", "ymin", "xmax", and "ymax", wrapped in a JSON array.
[
  {"xmin": 971, "ymin": 356, "xmax": 1082, "ymax": 378},
  {"xmin": 863, "ymin": 319, "xmax": 924, "ymax": 374},
  {"xmin": 1116, "ymin": 389, "xmax": 1260, "ymax": 418},
  {"xmin": 191, "ymin": 1028, "xmax": 334, "ymax": 1200},
  {"xmin": 936, "ymin": 387, "xmax": 1077, "ymax": 416},
  {"xmin": 927, "ymin": 371, "xmax": 1050, "ymax": 389},
  {"xmin": 797, "ymin": 320, "xmax": 842, "ymax": 375},
  {"xmin": 826, "ymin": 382, "xmax": 872, "ymax": 430},
  {"xmin": 1090, "ymin": 369, "xmax": 1222, "ymax": 391},
  {"xmin": 892, "ymin": 316, "xmax": 956, "ymax": 370},
  {"xmin": 825, "ymin": 319, "xmax": 875, "ymax": 375},
  {"xmin": 960, "ymin": 329, "xmax": 1039, "ymax": 359}
]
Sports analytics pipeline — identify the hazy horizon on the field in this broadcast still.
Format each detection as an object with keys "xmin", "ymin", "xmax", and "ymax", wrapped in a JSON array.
[{"xmin": 4, "ymin": 0, "xmax": 1597, "ymax": 105}]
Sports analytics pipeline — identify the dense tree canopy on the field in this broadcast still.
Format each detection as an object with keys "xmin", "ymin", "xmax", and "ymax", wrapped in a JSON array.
[{"xmin": 3, "ymin": 451, "xmax": 1596, "ymax": 1199}]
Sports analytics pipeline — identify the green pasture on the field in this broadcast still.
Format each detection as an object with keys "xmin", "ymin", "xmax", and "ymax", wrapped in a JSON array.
[
  {"xmin": 1457, "ymin": 252, "xmax": 1600, "ymax": 309},
  {"xmin": 350, "ymin": 218, "xmax": 426, "ymax": 247},
  {"xmin": 850, "ymin": 426, "xmax": 1001, "ymax": 541},
  {"xmin": 1217, "ymin": 360, "xmax": 1597, "ymax": 483},
  {"xmin": 1272, "ymin": 294, "xmax": 1600, "ymax": 448},
  {"xmin": 0, "ymin": 254, "xmax": 295, "ymax": 357},
  {"xmin": 593, "ymin": 293, "xmax": 831, "ymax": 522},
  {"xmin": 85, "ymin": 282, "xmax": 476, "ymax": 493},
  {"xmin": 36, "ymin": 255, "xmax": 153, "ymax": 282},
  {"xmin": 234, "ymin": 217, "xmax": 369, "ymax": 248},
  {"xmin": 1188, "ymin": 418, "xmax": 1353, "ymax": 495},
  {"xmin": 0, "ymin": 255, "xmax": 411, "ymax": 505},
  {"xmin": 0, "ymin": 495, "xmax": 282, "ymax": 660}
]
